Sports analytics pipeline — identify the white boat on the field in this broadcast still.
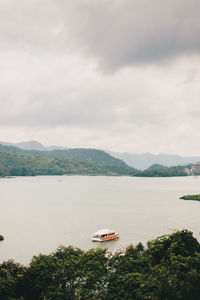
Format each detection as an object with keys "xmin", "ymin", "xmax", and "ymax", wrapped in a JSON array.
[{"xmin": 92, "ymin": 229, "xmax": 119, "ymax": 242}]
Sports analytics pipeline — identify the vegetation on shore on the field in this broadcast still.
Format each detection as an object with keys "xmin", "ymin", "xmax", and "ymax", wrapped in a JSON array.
[
  {"xmin": 0, "ymin": 235, "xmax": 4, "ymax": 241},
  {"xmin": 1, "ymin": 230, "xmax": 200, "ymax": 299},
  {"xmin": 130, "ymin": 165, "xmax": 187, "ymax": 177},
  {"xmin": 180, "ymin": 194, "xmax": 200, "ymax": 201}
]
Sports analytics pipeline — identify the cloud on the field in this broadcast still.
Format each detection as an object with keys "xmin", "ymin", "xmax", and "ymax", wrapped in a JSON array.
[
  {"xmin": 0, "ymin": 1, "xmax": 200, "ymax": 71},
  {"xmin": 61, "ymin": 0, "xmax": 200, "ymax": 71}
]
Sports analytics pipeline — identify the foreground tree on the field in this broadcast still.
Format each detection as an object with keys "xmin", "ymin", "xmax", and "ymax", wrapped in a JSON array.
[
  {"xmin": 23, "ymin": 246, "xmax": 84, "ymax": 300},
  {"xmin": 0, "ymin": 260, "xmax": 26, "ymax": 300},
  {"xmin": 1, "ymin": 230, "xmax": 200, "ymax": 299}
]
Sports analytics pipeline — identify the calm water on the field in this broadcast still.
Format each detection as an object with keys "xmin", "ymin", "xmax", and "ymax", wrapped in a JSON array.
[{"xmin": 0, "ymin": 175, "xmax": 200, "ymax": 265}]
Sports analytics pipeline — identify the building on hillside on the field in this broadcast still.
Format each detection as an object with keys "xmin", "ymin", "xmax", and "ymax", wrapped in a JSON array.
[
  {"xmin": 184, "ymin": 167, "xmax": 191, "ymax": 175},
  {"xmin": 191, "ymin": 162, "xmax": 200, "ymax": 175}
]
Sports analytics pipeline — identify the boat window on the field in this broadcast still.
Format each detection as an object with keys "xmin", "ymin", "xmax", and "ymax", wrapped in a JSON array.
[{"xmin": 100, "ymin": 234, "xmax": 106, "ymax": 238}]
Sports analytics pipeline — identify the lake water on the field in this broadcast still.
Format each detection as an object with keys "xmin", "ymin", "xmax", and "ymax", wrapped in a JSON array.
[{"xmin": 0, "ymin": 175, "xmax": 200, "ymax": 265}]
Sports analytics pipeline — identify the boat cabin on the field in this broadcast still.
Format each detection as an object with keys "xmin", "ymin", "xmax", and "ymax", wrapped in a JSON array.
[{"xmin": 92, "ymin": 229, "xmax": 119, "ymax": 242}]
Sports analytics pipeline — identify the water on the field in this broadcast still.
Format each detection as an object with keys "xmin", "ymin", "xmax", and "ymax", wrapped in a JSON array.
[{"xmin": 0, "ymin": 175, "xmax": 200, "ymax": 265}]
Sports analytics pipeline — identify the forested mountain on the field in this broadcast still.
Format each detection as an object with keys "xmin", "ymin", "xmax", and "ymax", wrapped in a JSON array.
[
  {"xmin": 0, "ymin": 144, "xmax": 135, "ymax": 176},
  {"xmin": 0, "ymin": 144, "xmax": 130, "ymax": 167}
]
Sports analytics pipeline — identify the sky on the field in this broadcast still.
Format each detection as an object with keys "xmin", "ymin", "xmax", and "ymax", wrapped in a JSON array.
[{"xmin": 0, "ymin": 0, "xmax": 200, "ymax": 155}]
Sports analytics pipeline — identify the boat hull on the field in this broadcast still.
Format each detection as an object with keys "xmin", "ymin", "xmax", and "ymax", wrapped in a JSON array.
[{"xmin": 92, "ymin": 234, "xmax": 119, "ymax": 242}]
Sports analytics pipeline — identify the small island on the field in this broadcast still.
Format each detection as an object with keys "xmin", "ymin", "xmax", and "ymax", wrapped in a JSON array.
[
  {"xmin": 180, "ymin": 194, "xmax": 200, "ymax": 201},
  {"xmin": 0, "ymin": 235, "xmax": 4, "ymax": 241}
]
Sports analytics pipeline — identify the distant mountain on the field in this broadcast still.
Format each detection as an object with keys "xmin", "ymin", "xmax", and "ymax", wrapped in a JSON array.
[
  {"xmin": 147, "ymin": 164, "xmax": 168, "ymax": 170},
  {"xmin": 0, "ymin": 140, "xmax": 67, "ymax": 151},
  {"xmin": 0, "ymin": 144, "xmax": 135, "ymax": 177},
  {"xmin": 108, "ymin": 151, "xmax": 200, "ymax": 170},
  {"xmin": 15, "ymin": 140, "xmax": 47, "ymax": 151}
]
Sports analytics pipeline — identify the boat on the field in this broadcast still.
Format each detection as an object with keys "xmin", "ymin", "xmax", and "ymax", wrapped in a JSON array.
[{"xmin": 92, "ymin": 229, "xmax": 119, "ymax": 242}]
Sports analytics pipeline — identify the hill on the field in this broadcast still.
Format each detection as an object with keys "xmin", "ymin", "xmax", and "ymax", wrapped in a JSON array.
[
  {"xmin": 0, "ymin": 144, "xmax": 135, "ymax": 177},
  {"xmin": 130, "ymin": 165, "xmax": 187, "ymax": 177},
  {"xmin": 0, "ymin": 144, "xmax": 131, "ymax": 167},
  {"xmin": 147, "ymin": 163, "xmax": 168, "ymax": 170}
]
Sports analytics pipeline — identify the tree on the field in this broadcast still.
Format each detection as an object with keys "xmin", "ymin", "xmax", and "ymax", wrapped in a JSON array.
[{"xmin": 0, "ymin": 260, "xmax": 26, "ymax": 300}]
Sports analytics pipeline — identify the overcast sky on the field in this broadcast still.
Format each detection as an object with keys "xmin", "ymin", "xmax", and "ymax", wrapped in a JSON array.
[{"xmin": 0, "ymin": 0, "xmax": 200, "ymax": 155}]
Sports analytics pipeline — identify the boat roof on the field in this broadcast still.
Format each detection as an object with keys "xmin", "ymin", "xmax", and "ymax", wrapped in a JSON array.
[{"xmin": 93, "ymin": 229, "xmax": 115, "ymax": 235}]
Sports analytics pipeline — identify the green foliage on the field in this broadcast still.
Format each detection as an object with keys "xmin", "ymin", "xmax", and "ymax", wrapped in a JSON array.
[
  {"xmin": 0, "ymin": 144, "xmax": 130, "ymax": 167},
  {"xmin": 0, "ymin": 144, "xmax": 135, "ymax": 176},
  {"xmin": 0, "ymin": 260, "xmax": 26, "ymax": 300},
  {"xmin": 1, "ymin": 230, "xmax": 200, "ymax": 299},
  {"xmin": 146, "ymin": 230, "xmax": 200, "ymax": 265},
  {"xmin": 180, "ymin": 194, "xmax": 200, "ymax": 201},
  {"xmin": 0, "ymin": 235, "xmax": 4, "ymax": 241},
  {"xmin": 131, "ymin": 165, "xmax": 187, "ymax": 177}
]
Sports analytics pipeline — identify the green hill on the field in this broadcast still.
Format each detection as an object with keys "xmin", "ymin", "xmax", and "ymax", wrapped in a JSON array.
[
  {"xmin": 0, "ymin": 144, "xmax": 129, "ymax": 166},
  {"xmin": 35, "ymin": 148, "xmax": 129, "ymax": 166},
  {"xmin": 130, "ymin": 165, "xmax": 187, "ymax": 177},
  {"xmin": 0, "ymin": 144, "xmax": 135, "ymax": 176},
  {"xmin": 147, "ymin": 163, "xmax": 168, "ymax": 170}
]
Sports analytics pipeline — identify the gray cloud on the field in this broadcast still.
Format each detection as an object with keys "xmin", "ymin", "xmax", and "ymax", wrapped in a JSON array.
[
  {"xmin": 61, "ymin": 0, "xmax": 200, "ymax": 71},
  {"xmin": 0, "ymin": 1, "xmax": 200, "ymax": 71}
]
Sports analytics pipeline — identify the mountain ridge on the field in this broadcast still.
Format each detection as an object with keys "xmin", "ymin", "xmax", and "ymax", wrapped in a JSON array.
[
  {"xmin": 108, "ymin": 151, "xmax": 200, "ymax": 170},
  {"xmin": 0, "ymin": 143, "xmax": 135, "ymax": 177},
  {"xmin": 0, "ymin": 140, "xmax": 67, "ymax": 151},
  {"xmin": 1, "ymin": 140, "xmax": 200, "ymax": 170}
]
